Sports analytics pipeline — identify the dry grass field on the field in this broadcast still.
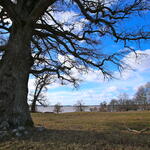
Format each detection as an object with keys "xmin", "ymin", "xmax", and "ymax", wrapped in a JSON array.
[{"xmin": 0, "ymin": 111, "xmax": 150, "ymax": 150}]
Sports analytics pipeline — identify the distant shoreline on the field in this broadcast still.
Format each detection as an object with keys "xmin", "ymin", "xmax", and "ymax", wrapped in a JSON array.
[{"xmin": 36, "ymin": 105, "xmax": 99, "ymax": 113}]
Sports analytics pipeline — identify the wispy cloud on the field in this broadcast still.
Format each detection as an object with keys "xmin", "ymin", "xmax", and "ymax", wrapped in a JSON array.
[{"xmin": 43, "ymin": 10, "xmax": 87, "ymax": 33}]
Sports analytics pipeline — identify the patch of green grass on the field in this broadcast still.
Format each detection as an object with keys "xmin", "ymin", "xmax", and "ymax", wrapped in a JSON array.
[{"xmin": 0, "ymin": 111, "xmax": 150, "ymax": 150}]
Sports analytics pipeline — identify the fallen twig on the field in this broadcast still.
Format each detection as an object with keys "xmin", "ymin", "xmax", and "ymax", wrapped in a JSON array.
[{"xmin": 125, "ymin": 127, "xmax": 150, "ymax": 134}]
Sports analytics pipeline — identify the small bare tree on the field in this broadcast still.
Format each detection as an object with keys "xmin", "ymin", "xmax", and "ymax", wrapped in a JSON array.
[
  {"xmin": 74, "ymin": 100, "xmax": 86, "ymax": 112},
  {"xmin": 53, "ymin": 103, "xmax": 63, "ymax": 114},
  {"xmin": 99, "ymin": 101, "xmax": 107, "ymax": 112},
  {"xmin": 29, "ymin": 74, "xmax": 55, "ymax": 112},
  {"xmin": 134, "ymin": 82, "xmax": 150, "ymax": 110},
  {"xmin": 89, "ymin": 107, "xmax": 98, "ymax": 112}
]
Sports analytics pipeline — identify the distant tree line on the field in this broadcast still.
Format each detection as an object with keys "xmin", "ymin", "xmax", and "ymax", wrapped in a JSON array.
[
  {"xmin": 96, "ymin": 82, "xmax": 150, "ymax": 112},
  {"xmin": 68, "ymin": 82, "xmax": 150, "ymax": 112}
]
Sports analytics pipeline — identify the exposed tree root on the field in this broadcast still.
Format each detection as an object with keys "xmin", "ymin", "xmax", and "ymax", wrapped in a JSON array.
[
  {"xmin": 125, "ymin": 127, "xmax": 150, "ymax": 134},
  {"xmin": 122, "ymin": 122, "xmax": 150, "ymax": 134}
]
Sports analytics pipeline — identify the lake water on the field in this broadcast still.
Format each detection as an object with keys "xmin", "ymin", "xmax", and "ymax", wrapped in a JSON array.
[{"xmin": 37, "ymin": 106, "xmax": 98, "ymax": 113}]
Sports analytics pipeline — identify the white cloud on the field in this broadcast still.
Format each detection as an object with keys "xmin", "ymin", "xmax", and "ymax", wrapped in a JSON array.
[
  {"xmin": 118, "ymin": 49, "xmax": 150, "ymax": 80},
  {"xmin": 58, "ymin": 54, "xmax": 75, "ymax": 68},
  {"xmin": 82, "ymin": 69, "xmax": 104, "ymax": 83},
  {"xmin": 53, "ymin": 11, "xmax": 78, "ymax": 24},
  {"xmin": 123, "ymin": 49, "xmax": 150, "ymax": 71},
  {"xmin": 42, "ymin": 10, "xmax": 88, "ymax": 33},
  {"xmin": 45, "ymin": 84, "xmax": 120, "ymax": 105},
  {"xmin": 47, "ymin": 82, "xmax": 63, "ymax": 89},
  {"xmin": 57, "ymin": 54, "xmax": 104, "ymax": 84},
  {"xmin": 45, "ymin": 89, "xmax": 102, "ymax": 105},
  {"xmin": 106, "ymin": 86, "xmax": 118, "ymax": 92},
  {"xmin": 28, "ymin": 78, "xmax": 35, "ymax": 91}
]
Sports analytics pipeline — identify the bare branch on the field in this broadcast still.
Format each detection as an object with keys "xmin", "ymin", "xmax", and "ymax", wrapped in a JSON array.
[{"xmin": 0, "ymin": 0, "xmax": 20, "ymax": 23}]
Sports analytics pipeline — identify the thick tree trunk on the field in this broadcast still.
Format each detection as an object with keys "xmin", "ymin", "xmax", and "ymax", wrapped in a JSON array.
[{"xmin": 0, "ymin": 24, "xmax": 34, "ymax": 128}]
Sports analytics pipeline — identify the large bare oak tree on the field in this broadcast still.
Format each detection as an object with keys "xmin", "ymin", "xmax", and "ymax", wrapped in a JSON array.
[{"xmin": 0, "ymin": 0, "xmax": 150, "ymax": 128}]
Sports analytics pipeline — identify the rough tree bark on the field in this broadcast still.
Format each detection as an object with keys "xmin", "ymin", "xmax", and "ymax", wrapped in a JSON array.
[
  {"xmin": 31, "ymin": 99, "xmax": 37, "ymax": 113},
  {"xmin": 0, "ymin": 24, "xmax": 34, "ymax": 128}
]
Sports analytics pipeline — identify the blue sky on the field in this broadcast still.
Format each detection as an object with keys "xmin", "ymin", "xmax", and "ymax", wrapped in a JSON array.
[{"xmin": 28, "ymin": 1, "xmax": 150, "ymax": 105}]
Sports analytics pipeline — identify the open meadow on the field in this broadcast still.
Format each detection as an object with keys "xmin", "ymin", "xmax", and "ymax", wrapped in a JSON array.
[{"xmin": 0, "ymin": 111, "xmax": 150, "ymax": 150}]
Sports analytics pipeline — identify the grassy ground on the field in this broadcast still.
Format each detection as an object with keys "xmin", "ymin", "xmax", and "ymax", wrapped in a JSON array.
[{"xmin": 0, "ymin": 111, "xmax": 150, "ymax": 150}]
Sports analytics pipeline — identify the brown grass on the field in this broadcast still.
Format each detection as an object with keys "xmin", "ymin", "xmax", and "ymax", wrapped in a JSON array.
[{"xmin": 0, "ymin": 111, "xmax": 150, "ymax": 150}]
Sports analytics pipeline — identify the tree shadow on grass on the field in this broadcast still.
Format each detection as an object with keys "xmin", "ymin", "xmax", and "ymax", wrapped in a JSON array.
[{"xmin": 1, "ymin": 128, "xmax": 150, "ymax": 150}]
